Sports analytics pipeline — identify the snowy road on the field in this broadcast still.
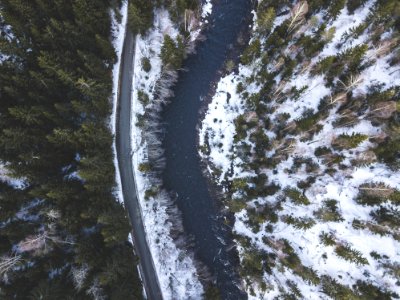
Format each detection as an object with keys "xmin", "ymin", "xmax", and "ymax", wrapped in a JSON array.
[{"xmin": 116, "ymin": 29, "xmax": 163, "ymax": 300}]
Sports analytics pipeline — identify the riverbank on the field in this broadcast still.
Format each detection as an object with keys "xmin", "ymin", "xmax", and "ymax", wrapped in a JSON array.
[{"xmin": 127, "ymin": 3, "xmax": 214, "ymax": 299}]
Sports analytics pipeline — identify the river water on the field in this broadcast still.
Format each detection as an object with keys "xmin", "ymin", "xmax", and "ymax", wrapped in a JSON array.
[{"xmin": 161, "ymin": 0, "xmax": 253, "ymax": 298}]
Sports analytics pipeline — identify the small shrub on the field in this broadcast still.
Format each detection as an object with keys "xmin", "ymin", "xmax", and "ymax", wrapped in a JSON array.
[
  {"xmin": 240, "ymin": 248, "xmax": 266, "ymax": 280},
  {"xmin": 300, "ymin": 267, "xmax": 320, "ymax": 285},
  {"xmin": 128, "ymin": 2, "xmax": 153, "ymax": 35},
  {"xmin": 141, "ymin": 57, "xmax": 151, "ymax": 72},
  {"xmin": 296, "ymin": 110, "xmax": 321, "ymax": 131},
  {"xmin": 282, "ymin": 215, "xmax": 316, "ymax": 230},
  {"xmin": 231, "ymin": 177, "xmax": 248, "ymax": 193},
  {"xmin": 135, "ymin": 113, "xmax": 146, "ymax": 128},
  {"xmin": 160, "ymin": 34, "xmax": 185, "ymax": 70},
  {"xmin": 284, "ymin": 187, "xmax": 310, "ymax": 205},
  {"xmin": 296, "ymin": 176, "xmax": 316, "ymax": 190},
  {"xmin": 374, "ymin": 139, "xmax": 400, "ymax": 170},
  {"xmin": 257, "ymin": 7, "xmax": 276, "ymax": 36},
  {"xmin": 236, "ymin": 82, "xmax": 245, "ymax": 94},
  {"xmin": 315, "ymin": 146, "xmax": 332, "ymax": 156},
  {"xmin": 138, "ymin": 162, "xmax": 152, "ymax": 173},
  {"xmin": 314, "ymin": 199, "xmax": 344, "ymax": 222},
  {"xmin": 332, "ymin": 133, "xmax": 368, "ymax": 150},
  {"xmin": 335, "ymin": 244, "xmax": 369, "ymax": 265},
  {"xmin": 319, "ymin": 232, "xmax": 336, "ymax": 246},
  {"xmin": 144, "ymin": 186, "xmax": 159, "ymax": 200},
  {"xmin": 321, "ymin": 276, "xmax": 359, "ymax": 299},
  {"xmin": 357, "ymin": 182, "xmax": 396, "ymax": 206},
  {"xmin": 137, "ymin": 90, "xmax": 150, "ymax": 106},
  {"xmin": 291, "ymin": 156, "xmax": 320, "ymax": 173},
  {"xmin": 347, "ymin": 0, "xmax": 368, "ymax": 14},
  {"xmin": 370, "ymin": 205, "xmax": 400, "ymax": 228},
  {"xmin": 354, "ymin": 280, "xmax": 394, "ymax": 300},
  {"xmin": 241, "ymin": 39, "xmax": 261, "ymax": 65},
  {"xmin": 225, "ymin": 60, "xmax": 235, "ymax": 73},
  {"xmin": 326, "ymin": 0, "xmax": 346, "ymax": 20},
  {"xmin": 234, "ymin": 115, "xmax": 249, "ymax": 142},
  {"xmin": 351, "ymin": 150, "xmax": 377, "ymax": 166},
  {"xmin": 312, "ymin": 55, "xmax": 336, "ymax": 75}
]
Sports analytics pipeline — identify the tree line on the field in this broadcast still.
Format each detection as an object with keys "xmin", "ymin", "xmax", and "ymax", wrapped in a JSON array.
[{"xmin": 0, "ymin": 0, "xmax": 143, "ymax": 298}]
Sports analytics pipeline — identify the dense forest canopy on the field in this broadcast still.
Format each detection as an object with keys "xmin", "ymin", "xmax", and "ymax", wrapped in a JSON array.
[{"xmin": 0, "ymin": 0, "xmax": 143, "ymax": 298}]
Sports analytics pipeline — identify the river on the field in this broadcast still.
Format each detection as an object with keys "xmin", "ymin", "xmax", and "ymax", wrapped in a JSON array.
[{"xmin": 161, "ymin": 0, "xmax": 253, "ymax": 298}]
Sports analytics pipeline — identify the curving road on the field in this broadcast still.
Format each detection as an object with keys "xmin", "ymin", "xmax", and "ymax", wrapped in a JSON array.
[{"xmin": 115, "ymin": 29, "xmax": 163, "ymax": 300}]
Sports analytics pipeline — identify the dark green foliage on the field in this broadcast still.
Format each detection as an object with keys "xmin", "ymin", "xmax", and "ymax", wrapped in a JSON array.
[
  {"xmin": 332, "ymin": 133, "xmax": 368, "ymax": 150},
  {"xmin": 240, "ymin": 247, "xmax": 267, "ymax": 280},
  {"xmin": 314, "ymin": 199, "xmax": 344, "ymax": 222},
  {"xmin": 297, "ymin": 176, "xmax": 316, "ymax": 190},
  {"xmin": 374, "ymin": 138, "xmax": 400, "ymax": 170},
  {"xmin": 281, "ymin": 56, "xmax": 296, "ymax": 79},
  {"xmin": 374, "ymin": 0, "xmax": 400, "ymax": 28},
  {"xmin": 282, "ymin": 215, "xmax": 316, "ymax": 230},
  {"xmin": 357, "ymin": 182, "xmax": 399, "ymax": 206},
  {"xmin": 160, "ymin": 34, "xmax": 186, "ymax": 69},
  {"xmin": 295, "ymin": 110, "xmax": 321, "ymax": 131},
  {"xmin": 141, "ymin": 57, "xmax": 152, "ymax": 72},
  {"xmin": 204, "ymin": 283, "xmax": 221, "ymax": 300},
  {"xmin": 167, "ymin": 0, "xmax": 199, "ymax": 26},
  {"xmin": 241, "ymin": 39, "xmax": 261, "ymax": 65},
  {"xmin": 144, "ymin": 186, "xmax": 159, "ymax": 200},
  {"xmin": 0, "ymin": 0, "xmax": 142, "ymax": 297},
  {"xmin": 221, "ymin": 0, "xmax": 400, "ymax": 296},
  {"xmin": 128, "ymin": 1, "xmax": 154, "ymax": 35},
  {"xmin": 354, "ymin": 280, "xmax": 396, "ymax": 300},
  {"xmin": 307, "ymin": 0, "xmax": 331, "ymax": 13},
  {"xmin": 138, "ymin": 90, "xmax": 150, "ymax": 106},
  {"xmin": 313, "ymin": 56, "xmax": 336, "ymax": 75},
  {"xmin": 301, "ymin": 267, "xmax": 321, "ymax": 285},
  {"xmin": 278, "ymin": 239, "xmax": 320, "ymax": 284},
  {"xmin": 339, "ymin": 44, "xmax": 368, "ymax": 73},
  {"xmin": 284, "ymin": 187, "xmax": 310, "ymax": 205},
  {"xmin": 292, "ymin": 156, "xmax": 320, "ymax": 173},
  {"xmin": 314, "ymin": 146, "xmax": 332, "ymax": 156},
  {"xmin": 326, "ymin": 0, "xmax": 346, "ymax": 20},
  {"xmin": 250, "ymin": 128, "xmax": 271, "ymax": 157},
  {"xmin": 319, "ymin": 232, "xmax": 336, "ymax": 246},
  {"xmin": 228, "ymin": 199, "xmax": 247, "ymax": 213},
  {"xmin": 138, "ymin": 162, "xmax": 152, "ymax": 172},
  {"xmin": 233, "ymin": 114, "xmax": 257, "ymax": 142},
  {"xmin": 335, "ymin": 244, "xmax": 369, "ymax": 265},
  {"xmin": 314, "ymin": 44, "xmax": 368, "ymax": 83},
  {"xmin": 371, "ymin": 205, "xmax": 400, "ymax": 228},
  {"xmin": 347, "ymin": 0, "xmax": 368, "ymax": 14},
  {"xmin": 321, "ymin": 276, "xmax": 361, "ymax": 300},
  {"xmin": 298, "ymin": 34, "xmax": 326, "ymax": 58},
  {"xmin": 257, "ymin": 6, "xmax": 276, "ymax": 36}
]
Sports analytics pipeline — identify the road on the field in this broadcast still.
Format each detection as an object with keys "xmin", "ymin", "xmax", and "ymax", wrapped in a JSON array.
[{"xmin": 115, "ymin": 29, "xmax": 163, "ymax": 300}]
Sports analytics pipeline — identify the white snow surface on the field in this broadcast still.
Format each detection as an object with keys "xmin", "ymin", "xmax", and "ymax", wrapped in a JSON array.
[
  {"xmin": 201, "ymin": 0, "xmax": 213, "ymax": 19},
  {"xmin": 0, "ymin": 163, "xmax": 26, "ymax": 189},
  {"xmin": 199, "ymin": 0, "xmax": 400, "ymax": 298},
  {"xmin": 110, "ymin": 1, "xmax": 128, "ymax": 205},
  {"xmin": 129, "ymin": 8, "xmax": 210, "ymax": 300}
]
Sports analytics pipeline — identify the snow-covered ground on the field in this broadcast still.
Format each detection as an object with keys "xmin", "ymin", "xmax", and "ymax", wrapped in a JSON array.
[
  {"xmin": 200, "ymin": 0, "xmax": 400, "ymax": 298},
  {"xmin": 110, "ymin": 1, "xmax": 128, "ymax": 205},
  {"xmin": 0, "ymin": 163, "xmax": 26, "ymax": 189},
  {"xmin": 111, "ymin": 2, "xmax": 213, "ymax": 299},
  {"xmin": 130, "ymin": 10, "xmax": 203, "ymax": 299}
]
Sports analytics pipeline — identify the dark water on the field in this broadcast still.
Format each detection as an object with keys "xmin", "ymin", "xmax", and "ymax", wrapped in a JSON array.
[{"xmin": 161, "ymin": 0, "xmax": 253, "ymax": 299}]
